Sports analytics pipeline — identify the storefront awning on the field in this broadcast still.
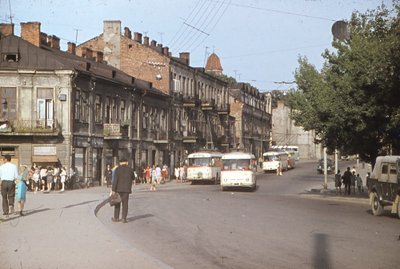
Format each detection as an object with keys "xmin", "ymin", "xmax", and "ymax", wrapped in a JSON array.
[{"xmin": 32, "ymin": 155, "xmax": 59, "ymax": 163}]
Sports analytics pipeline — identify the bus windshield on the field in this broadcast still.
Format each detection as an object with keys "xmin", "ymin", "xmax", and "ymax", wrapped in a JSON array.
[
  {"xmin": 264, "ymin": 155, "xmax": 279, "ymax": 161},
  {"xmin": 188, "ymin": 158, "xmax": 212, "ymax": 167},
  {"xmin": 223, "ymin": 159, "xmax": 250, "ymax": 170}
]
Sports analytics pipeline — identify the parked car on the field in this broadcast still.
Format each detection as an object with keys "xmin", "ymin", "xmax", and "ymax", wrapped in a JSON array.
[
  {"xmin": 317, "ymin": 158, "xmax": 334, "ymax": 174},
  {"xmin": 367, "ymin": 155, "xmax": 400, "ymax": 218}
]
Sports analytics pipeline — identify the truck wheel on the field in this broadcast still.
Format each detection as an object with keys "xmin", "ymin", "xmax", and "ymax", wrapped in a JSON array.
[
  {"xmin": 397, "ymin": 202, "xmax": 400, "ymax": 219},
  {"xmin": 371, "ymin": 192, "xmax": 384, "ymax": 216}
]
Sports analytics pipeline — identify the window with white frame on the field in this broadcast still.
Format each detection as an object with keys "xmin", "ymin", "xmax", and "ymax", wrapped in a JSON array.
[{"xmin": 37, "ymin": 88, "xmax": 54, "ymax": 128}]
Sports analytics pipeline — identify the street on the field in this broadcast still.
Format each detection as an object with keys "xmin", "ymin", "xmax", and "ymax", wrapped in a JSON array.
[{"xmin": 97, "ymin": 161, "xmax": 400, "ymax": 269}]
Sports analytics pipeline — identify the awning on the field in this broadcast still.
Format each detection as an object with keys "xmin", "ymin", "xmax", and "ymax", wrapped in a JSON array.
[{"xmin": 32, "ymin": 155, "xmax": 59, "ymax": 163}]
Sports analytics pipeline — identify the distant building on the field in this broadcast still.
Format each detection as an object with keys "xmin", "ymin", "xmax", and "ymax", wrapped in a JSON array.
[{"xmin": 271, "ymin": 100, "xmax": 321, "ymax": 159}]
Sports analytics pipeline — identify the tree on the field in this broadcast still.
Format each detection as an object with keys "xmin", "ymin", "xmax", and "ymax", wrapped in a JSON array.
[{"xmin": 288, "ymin": 2, "xmax": 400, "ymax": 165}]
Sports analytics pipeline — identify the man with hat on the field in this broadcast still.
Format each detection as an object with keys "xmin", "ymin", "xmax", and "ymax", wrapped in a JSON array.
[{"xmin": 111, "ymin": 158, "xmax": 135, "ymax": 223}]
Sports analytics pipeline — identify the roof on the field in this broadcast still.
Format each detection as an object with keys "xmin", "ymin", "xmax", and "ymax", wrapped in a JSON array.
[
  {"xmin": 188, "ymin": 151, "xmax": 223, "ymax": 158},
  {"xmin": 205, "ymin": 52, "xmax": 222, "ymax": 72},
  {"xmin": 222, "ymin": 152, "xmax": 255, "ymax": 159}
]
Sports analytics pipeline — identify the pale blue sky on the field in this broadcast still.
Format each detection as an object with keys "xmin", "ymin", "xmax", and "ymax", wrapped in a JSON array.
[{"xmin": 0, "ymin": 0, "xmax": 391, "ymax": 91}]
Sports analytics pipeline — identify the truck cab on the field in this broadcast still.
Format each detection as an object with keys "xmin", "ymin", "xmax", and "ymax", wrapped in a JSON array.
[{"xmin": 367, "ymin": 156, "xmax": 400, "ymax": 217}]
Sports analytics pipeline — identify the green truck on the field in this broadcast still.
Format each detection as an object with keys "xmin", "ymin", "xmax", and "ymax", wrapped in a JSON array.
[{"xmin": 367, "ymin": 155, "xmax": 400, "ymax": 218}]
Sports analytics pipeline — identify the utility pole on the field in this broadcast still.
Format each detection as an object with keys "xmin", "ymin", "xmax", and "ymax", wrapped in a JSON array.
[{"xmin": 323, "ymin": 147, "xmax": 328, "ymax": 190}]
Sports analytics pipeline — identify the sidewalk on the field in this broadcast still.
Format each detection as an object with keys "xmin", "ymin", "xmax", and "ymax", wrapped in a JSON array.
[
  {"xmin": 0, "ymin": 185, "xmax": 173, "ymax": 269},
  {"xmin": 302, "ymin": 161, "xmax": 371, "ymax": 205}
]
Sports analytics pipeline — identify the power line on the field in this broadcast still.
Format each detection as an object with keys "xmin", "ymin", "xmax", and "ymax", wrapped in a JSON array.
[{"xmin": 209, "ymin": 0, "xmax": 336, "ymax": 22}]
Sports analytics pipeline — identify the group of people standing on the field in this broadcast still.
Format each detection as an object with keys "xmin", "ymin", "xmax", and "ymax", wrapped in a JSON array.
[
  {"xmin": 335, "ymin": 166, "xmax": 364, "ymax": 195},
  {"xmin": 28, "ymin": 165, "xmax": 68, "ymax": 193}
]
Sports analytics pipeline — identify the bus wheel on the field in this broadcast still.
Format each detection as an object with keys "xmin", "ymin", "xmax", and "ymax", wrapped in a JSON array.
[{"xmin": 371, "ymin": 192, "xmax": 384, "ymax": 216}]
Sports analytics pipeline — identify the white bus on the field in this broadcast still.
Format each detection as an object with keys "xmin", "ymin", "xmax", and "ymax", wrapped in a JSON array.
[
  {"xmin": 187, "ymin": 152, "xmax": 223, "ymax": 183},
  {"xmin": 262, "ymin": 151, "xmax": 289, "ymax": 173},
  {"xmin": 221, "ymin": 152, "xmax": 257, "ymax": 191},
  {"xmin": 271, "ymin": 145, "xmax": 300, "ymax": 161}
]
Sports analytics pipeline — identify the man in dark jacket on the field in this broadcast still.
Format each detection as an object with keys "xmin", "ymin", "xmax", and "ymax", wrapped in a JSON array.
[
  {"xmin": 111, "ymin": 158, "xmax": 135, "ymax": 223},
  {"xmin": 342, "ymin": 167, "xmax": 352, "ymax": 195}
]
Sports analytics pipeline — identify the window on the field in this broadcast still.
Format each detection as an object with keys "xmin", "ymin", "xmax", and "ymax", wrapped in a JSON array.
[
  {"xmin": 74, "ymin": 90, "xmax": 81, "ymax": 121},
  {"xmin": 37, "ymin": 88, "xmax": 54, "ymax": 128},
  {"xmin": 105, "ymin": 97, "xmax": 111, "ymax": 123},
  {"xmin": 0, "ymin": 87, "xmax": 16, "ymax": 120},
  {"xmin": 82, "ymin": 91, "xmax": 89, "ymax": 123},
  {"xmin": 2, "ymin": 53, "xmax": 19, "ymax": 62},
  {"xmin": 120, "ymin": 100, "xmax": 126, "ymax": 123},
  {"xmin": 95, "ymin": 95, "xmax": 102, "ymax": 123},
  {"xmin": 112, "ymin": 98, "xmax": 118, "ymax": 122}
]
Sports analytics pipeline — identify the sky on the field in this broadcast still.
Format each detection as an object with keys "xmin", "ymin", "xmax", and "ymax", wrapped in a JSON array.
[{"xmin": 0, "ymin": 0, "xmax": 392, "ymax": 91}]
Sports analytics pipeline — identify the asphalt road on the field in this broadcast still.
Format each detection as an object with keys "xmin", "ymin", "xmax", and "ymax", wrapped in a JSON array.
[{"xmin": 97, "ymin": 161, "xmax": 399, "ymax": 269}]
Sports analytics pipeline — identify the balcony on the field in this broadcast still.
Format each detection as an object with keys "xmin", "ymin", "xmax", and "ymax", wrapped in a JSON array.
[
  {"xmin": 182, "ymin": 131, "xmax": 198, "ymax": 143},
  {"xmin": 182, "ymin": 95, "xmax": 200, "ymax": 108},
  {"xmin": 103, "ymin": 123, "xmax": 128, "ymax": 140},
  {"xmin": 0, "ymin": 119, "xmax": 60, "ymax": 136},
  {"xmin": 201, "ymin": 98, "xmax": 215, "ymax": 111},
  {"xmin": 217, "ymin": 104, "xmax": 230, "ymax": 115}
]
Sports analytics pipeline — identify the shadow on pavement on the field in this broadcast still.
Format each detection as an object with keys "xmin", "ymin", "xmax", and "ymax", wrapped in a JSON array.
[
  {"xmin": 126, "ymin": 214, "xmax": 154, "ymax": 223},
  {"xmin": 313, "ymin": 233, "xmax": 331, "ymax": 269},
  {"xmin": 63, "ymin": 199, "xmax": 99, "ymax": 209}
]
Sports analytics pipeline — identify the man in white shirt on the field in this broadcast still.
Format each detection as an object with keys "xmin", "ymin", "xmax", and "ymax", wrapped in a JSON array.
[{"xmin": 0, "ymin": 155, "xmax": 18, "ymax": 215}]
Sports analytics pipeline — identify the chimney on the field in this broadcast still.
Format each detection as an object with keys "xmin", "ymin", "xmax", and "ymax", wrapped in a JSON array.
[
  {"xmin": 162, "ymin": 47, "xmax": 169, "ymax": 56},
  {"xmin": 47, "ymin": 35, "xmax": 60, "ymax": 50},
  {"xmin": 81, "ymin": 47, "xmax": 93, "ymax": 59},
  {"xmin": 134, "ymin": 32, "xmax": 142, "ymax": 44},
  {"xmin": 143, "ymin": 36, "xmax": 149, "ymax": 46},
  {"xmin": 0, "ymin": 23, "xmax": 14, "ymax": 37},
  {"xmin": 21, "ymin": 22, "xmax": 41, "ymax": 47},
  {"xmin": 150, "ymin": 40, "xmax": 157, "ymax": 48},
  {"xmin": 96, "ymin": 51, "xmax": 104, "ymax": 63},
  {"xmin": 124, "ymin": 27, "xmax": 132, "ymax": 39},
  {"xmin": 156, "ymin": 44, "xmax": 163, "ymax": 53},
  {"xmin": 103, "ymin": 20, "xmax": 121, "ymax": 69},
  {"xmin": 179, "ymin": 52, "xmax": 190, "ymax": 65},
  {"xmin": 67, "ymin": 42, "xmax": 76, "ymax": 55}
]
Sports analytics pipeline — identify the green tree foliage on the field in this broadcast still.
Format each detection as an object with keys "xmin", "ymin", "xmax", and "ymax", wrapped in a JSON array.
[{"xmin": 288, "ymin": 2, "xmax": 400, "ymax": 164}]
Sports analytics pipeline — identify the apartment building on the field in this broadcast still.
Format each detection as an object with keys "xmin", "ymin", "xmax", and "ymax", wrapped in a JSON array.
[
  {"xmin": 77, "ymin": 21, "xmax": 232, "ymax": 166},
  {"xmin": 0, "ymin": 22, "xmax": 170, "ymax": 187},
  {"xmin": 229, "ymin": 83, "xmax": 272, "ymax": 159}
]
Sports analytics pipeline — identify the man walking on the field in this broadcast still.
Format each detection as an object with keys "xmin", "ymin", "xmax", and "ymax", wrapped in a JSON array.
[
  {"xmin": 0, "ymin": 155, "xmax": 18, "ymax": 216},
  {"xmin": 342, "ymin": 167, "xmax": 352, "ymax": 195},
  {"xmin": 111, "ymin": 158, "xmax": 135, "ymax": 223}
]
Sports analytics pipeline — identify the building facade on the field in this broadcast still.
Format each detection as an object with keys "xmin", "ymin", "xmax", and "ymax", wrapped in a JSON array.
[
  {"xmin": 77, "ymin": 21, "xmax": 233, "ymax": 167},
  {"xmin": 229, "ymin": 83, "xmax": 272, "ymax": 159},
  {"xmin": 0, "ymin": 22, "xmax": 170, "ymax": 186}
]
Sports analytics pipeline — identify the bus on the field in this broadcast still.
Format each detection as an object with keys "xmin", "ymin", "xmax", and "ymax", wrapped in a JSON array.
[
  {"xmin": 187, "ymin": 152, "xmax": 223, "ymax": 183},
  {"xmin": 262, "ymin": 151, "xmax": 289, "ymax": 173},
  {"xmin": 271, "ymin": 145, "xmax": 300, "ymax": 161},
  {"xmin": 221, "ymin": 152, "xmax": 257, "ymax": 191}
]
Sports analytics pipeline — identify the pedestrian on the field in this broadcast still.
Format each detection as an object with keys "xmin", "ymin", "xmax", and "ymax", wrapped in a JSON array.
[
  {"xmin": 0, "ymin": 155, "xmax": 18, "ymax": 216},
  {"xmin": 111, "ymin": 158, "xmax": 135, "ymax": 223},
  {"xmin": 39, "ymin": 166, "xmax": 47, "ymax": 191},
  {"xmin": 335, "ymin": 169, "xmax": 342, "ymax": 195},
  {"xmin": 356, "ymin": 173, "xmax": 363, "ymax": 194},
  {"xmin": 155, "ymin": 164, "xmax": 162, "ymax": 185},
  {"xmin": 276, "ymin": 162, "xmax": 282, "ymax": 176},
  {"xmin": 60, "ymin": 167, "xmax": 67, "ymax": 192},
  {"xmin": 104, "ymin": 164, "xmax": 112, "ymax": 188},
  {"xmin": 32, "ymin": 168, "xmax": 40, "ymax": 193},
  {"xmin": 350, "ymin": 171, "xmax": 356, "ymax": 195},
  {"xmin": 45, "ymin": 167, "xmax": 54, "ymax": 193},
  {"xmin": 342, "ymin": 167, "xmax": 352, "ymax": 195},
  {"xmin": 145, "ymin": 165, "xmax": 150, "ymax": 184},
  {"xmin": 180, "ymin": 164, "xmax": 186, "ymax": 183},
  {"xmin": 174, "ymin": 165, "xmax": 180, "ymax": 183},
  {"xmin": 161, "ymin": 164, "xmax": 168, "ymax": 183},
  {"xmin": 16, "ymin": 166, "xmax": 28, "ymax": 216}
]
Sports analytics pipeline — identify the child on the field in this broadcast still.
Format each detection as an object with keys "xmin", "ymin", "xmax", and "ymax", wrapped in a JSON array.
[{"xmin": 16, "ymin": 166, "xmax": 29, "ymax": 216}]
